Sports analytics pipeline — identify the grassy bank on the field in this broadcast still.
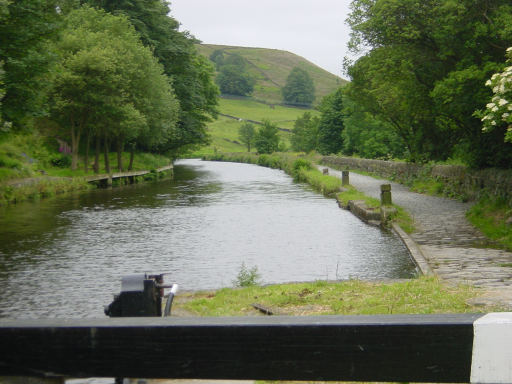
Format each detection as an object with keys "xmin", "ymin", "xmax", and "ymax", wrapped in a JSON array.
[
  {"xmin": 0, "ymin": 132, "xmax": 173, "ymax": 205},
  {"xmin": 175, "ymin": 276, "xmax": 494, "ymax": 317},
  {"xmin": 0, "ymin": 177, "xmax": 93, "ymax": 205},
  {"xmin": 468, "ymin": 197, "xmax": 512, "ymax": 251},
  {"xmin": 203, "ymin": 152, "xmax": 414, "ymax": 232},
  {"xmin": 204, "ymin": 152, "xmax": 342, "ymax": 197}
]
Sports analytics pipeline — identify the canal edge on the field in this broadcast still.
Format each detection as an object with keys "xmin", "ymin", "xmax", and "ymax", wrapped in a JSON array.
[{"xmin": 391, "ymin": 222, "xmax": 433, "ymax": 276}]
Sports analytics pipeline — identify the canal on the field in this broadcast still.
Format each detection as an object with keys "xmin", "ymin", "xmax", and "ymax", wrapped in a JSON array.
[{"xmin": 0, "ymin": 159, "xmax": 416, "ymax": 318}]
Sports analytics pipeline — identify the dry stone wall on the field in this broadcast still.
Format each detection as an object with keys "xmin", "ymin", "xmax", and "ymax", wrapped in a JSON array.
[{"xmin": 322, "ymin": 156, "xmax": 512, "ymax": 203}]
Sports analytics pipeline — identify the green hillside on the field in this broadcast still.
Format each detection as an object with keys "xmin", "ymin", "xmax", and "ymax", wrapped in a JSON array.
[
  {"xmin": 197, "ymin": 44, "xmax": 347, "ymax": 105},
  {"xmin": 192, "ymin": 98, "xmax": 321, "ymax": 156}
]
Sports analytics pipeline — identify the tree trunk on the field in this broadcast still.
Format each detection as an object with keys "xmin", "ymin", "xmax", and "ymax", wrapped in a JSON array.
[
  {"xmin": 84, "ymin": 129, "xmax": 90, "ymax": 173},
  {"xmin": 104, "ymin": 136, "xmax": 110, "ymax": 174},
  {"xmin": 128, "ymin": 144, "xmax": 135, "ymax": 171},
  {"xmin": 70, "ymin": 118, "xmax": 81, "ymax": 171},
  {"xmin": 116, "ymin": 138, "xmax": 124, "ymax": 172},
  {"xmin": 93, "ymin": 135, "xmax": 100, "ymax": 174}
]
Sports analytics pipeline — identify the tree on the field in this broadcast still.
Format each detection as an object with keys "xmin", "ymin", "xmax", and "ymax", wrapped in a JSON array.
[
  {"xmin": 345, "ymin": 0, "xmax": 512, "ymax": 166},
  {"xmin": 478, "ymin": 47, "xmax": 512, "ymax": 144},
  {"xmin": 0, "ymin": 1, "xmax": 9, "ymax": 133},
  {"xmin": 213, "ymin": 53, "xmax": 255, "ymax": 96},
  {"xmin": 255, "ymin": 120, "xmax": 279, "ymax": 154},
  {"xmin": 342, "ymin": 95, "xmax": 405, "ymax": 159},
  {"xmin": 0, "ymin": 0, "xmax": 61, "ymax": 127},
  {"xmin": 282, "ymin": 67, "xmax": 315, "ymax": 106},
  {"xmin": 83, "ymin": 0, "xmax": 219, "ymax": 154},
  {"xmin": 216, "ymin": 65, "xmax": 255, "ymax": 96},
  {"xmin": 50, "ymin": 6, "xmax": 178, "ymax": 170},
  {"xmin": 238, "ymin": 122, "xmax": 256, "ymax": 152},
  {"xmin": 209, "ymin": 49, "xmax": 224, "ymax": 69},
  {"xmin": 317, "ymin": 88, "xmax": 344, "ymax": 155},
  {"xmin": 290, "ymin": 112, "xmax": 319, "ymax": 152}
]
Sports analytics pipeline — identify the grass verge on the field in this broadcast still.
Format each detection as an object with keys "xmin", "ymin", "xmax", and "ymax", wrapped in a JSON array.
[
  {"xmin": 467, "ymin": 197, "xmax": 512, "ymax": 250},
  {"xmin": 204, "ymin": 152, "xmax": 416, "ymax": 232},
  {"xmin": 0, "ymin": 177, "xmax": 93, "ymax": 205},
  {"xmin": 175, "ymin": 276, "xmax": 494, "ymax": 317},
  {"xmin": 0, "ymin": 132, "xmax": 174, "ymax": 205}
]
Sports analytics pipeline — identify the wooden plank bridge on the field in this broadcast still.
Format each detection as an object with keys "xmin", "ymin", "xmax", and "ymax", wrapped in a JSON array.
[{"xmin": 85, "ymin": 164, "xmax": 173, "ymax": 186}]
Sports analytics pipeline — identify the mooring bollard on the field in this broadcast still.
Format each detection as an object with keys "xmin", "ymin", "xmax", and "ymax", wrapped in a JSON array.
[
  {"xmin": 380, "ymin": 184, "xmax": 392, "ymax": 205},
  {"xmin": 342, "ymin": 170, "xmax": 349, "ymax": 186}
]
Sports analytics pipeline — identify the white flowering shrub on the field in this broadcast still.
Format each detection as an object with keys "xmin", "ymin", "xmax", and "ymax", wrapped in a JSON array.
[{"xmin": 479, "ymin": 47, "xmax": 512, "ymax": 143}]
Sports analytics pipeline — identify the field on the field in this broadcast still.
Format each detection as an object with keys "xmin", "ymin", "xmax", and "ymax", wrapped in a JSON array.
[{"xmin": 192, "ymin": 98, "xmax": 319, "ymax": 156}]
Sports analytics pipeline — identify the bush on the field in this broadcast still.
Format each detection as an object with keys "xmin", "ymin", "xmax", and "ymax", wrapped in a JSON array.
[
  {"xmin": 292, "ymin": 158, "xmax": 312, "ymax": 174},
  {"xmin": 50, "ymin": 154, "xmax": 72, "ymax": 168},
  {"xmin": 233, "ymin": 263, "xmax": 261, "ymax": 287}
]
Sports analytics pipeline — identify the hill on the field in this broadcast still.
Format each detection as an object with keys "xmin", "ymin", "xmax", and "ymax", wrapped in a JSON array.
[{"xmin": 197, "ymin": 44, "xmax": 347, "ymax": 105}]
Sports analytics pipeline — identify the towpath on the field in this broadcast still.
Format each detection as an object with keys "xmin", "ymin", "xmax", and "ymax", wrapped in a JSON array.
[{"xmin": 321, "ymin": 166, "xmax": 512, "ymax": 308}]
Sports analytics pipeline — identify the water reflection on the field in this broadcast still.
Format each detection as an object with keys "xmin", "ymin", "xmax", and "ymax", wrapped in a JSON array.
[{"xmin": 0, "ymin": 159, "xmax": 415, "ymax": 319}]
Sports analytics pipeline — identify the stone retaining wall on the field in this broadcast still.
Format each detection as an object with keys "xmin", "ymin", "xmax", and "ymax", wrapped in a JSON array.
[{"xmin": 322, "ymin": 156, "xmax": 512, "ymax": 203}]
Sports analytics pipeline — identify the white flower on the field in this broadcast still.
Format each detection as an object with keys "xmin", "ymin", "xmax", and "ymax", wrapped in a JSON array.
[
  {"xmin": 499, "ymin": 98, "xmax": 509, "ymax": 106},
  {"xmin": 507, "ymin": 47, "xmax": 512, "ymax": 52},
  {"xmin": 492, "ymin": 106, "xmax": 499, "ymax": 112},
  {"xmin": 487, "ymin": 102, "xmax": 496, "ymax": 109},
  {"xmin": 508, "ymin": 104, "xmax": 512, "ymax": 110},
  {"xmin": 491, "ymin": 121, "xmax": 497, "ymax": 125},
  {"xmin": 485, "ymin": 79, "xmax": 492, "ymax": 86}
]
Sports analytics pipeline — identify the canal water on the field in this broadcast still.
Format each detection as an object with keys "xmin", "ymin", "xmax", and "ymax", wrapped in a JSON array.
[{"xmin": 0, "ymin": 159, "xmax": 415, "ymax": 319}]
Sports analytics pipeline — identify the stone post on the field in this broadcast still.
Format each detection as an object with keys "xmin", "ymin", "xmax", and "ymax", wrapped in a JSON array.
[
  {"xmin": 342, "ymin": 170, "xmax": 349, "ymax": 186},
  {"xmin": 380, "ymin": 184, "xmax": 392, "ymax": 206}
]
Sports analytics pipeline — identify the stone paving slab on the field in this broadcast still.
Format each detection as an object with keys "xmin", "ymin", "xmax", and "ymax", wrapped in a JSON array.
[{"xmin": 320, "ymin": 165, "xmax": 512, "ymax": 308}]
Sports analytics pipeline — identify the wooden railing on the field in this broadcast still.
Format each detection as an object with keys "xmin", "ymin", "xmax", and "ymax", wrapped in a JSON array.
[{"xmin": 1, "ymin": 313, "xmax": 511, "ymax": 383}]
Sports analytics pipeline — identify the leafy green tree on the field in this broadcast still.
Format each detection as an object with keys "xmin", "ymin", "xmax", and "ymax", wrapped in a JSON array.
[
  {"xmin": 255, "ymin": 120, "xmax": 279, "ymax": 154},
  {"xmin": 317, "ymin": 88, "xmax": 344, "ymax": 155},
  {"xmin": 238, "ymin": 122, "xmax": 256, "ymax": 152},
  {"xmin": 290, "ymin": 112, "xmax": 319, "ymax": 152},
  {"xmin": 217, "ymin": 65, "xmax": 255, "ymax": 96},
  {"xmin": 209, "ymin": 49, "xmax": 225, "ymax": 69},
  {"xmin": 342, "ymin": 95, "xmax": 405, "ymax": 159},
  {"xmin": 346, "ymin": 0, "xmax": 512, "ymax": 166},
  {"xmin": 213, "ymin": 53, "xmax": 255, "ymax": 96},
  {"xmin": 223, "ymin": 53, "xmax": 246, "ymax": 68},
  {"xmin": 282, "ymin": 67, "xmax": 315, "ymax": 106},
  {"xmin": 0, "ymin": 0, "xmax": 61, "ymax": 127},
  {"xmin": 50, "ymin": 6, "xmax": 178, "ymax": 170},
  {"xmin": 83, "ymin": 0, "xmax": 219, "ymax": 154}
]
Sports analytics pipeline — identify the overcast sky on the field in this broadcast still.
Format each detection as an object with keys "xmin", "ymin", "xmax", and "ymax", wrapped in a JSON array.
[{"xmin": 169, "ymin": 0, "xmax": 353, "ymax": 78}]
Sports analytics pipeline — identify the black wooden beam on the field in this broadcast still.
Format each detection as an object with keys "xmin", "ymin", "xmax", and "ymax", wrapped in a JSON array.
[{"xmin": 0, "ymin": 314, "xmax": 483, "ymax": 382}]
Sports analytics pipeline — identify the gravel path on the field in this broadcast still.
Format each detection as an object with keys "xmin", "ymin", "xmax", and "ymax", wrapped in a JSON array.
[{"xmin": 320, "ymin": 166, "xmax": 512, "ymax": 308}]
